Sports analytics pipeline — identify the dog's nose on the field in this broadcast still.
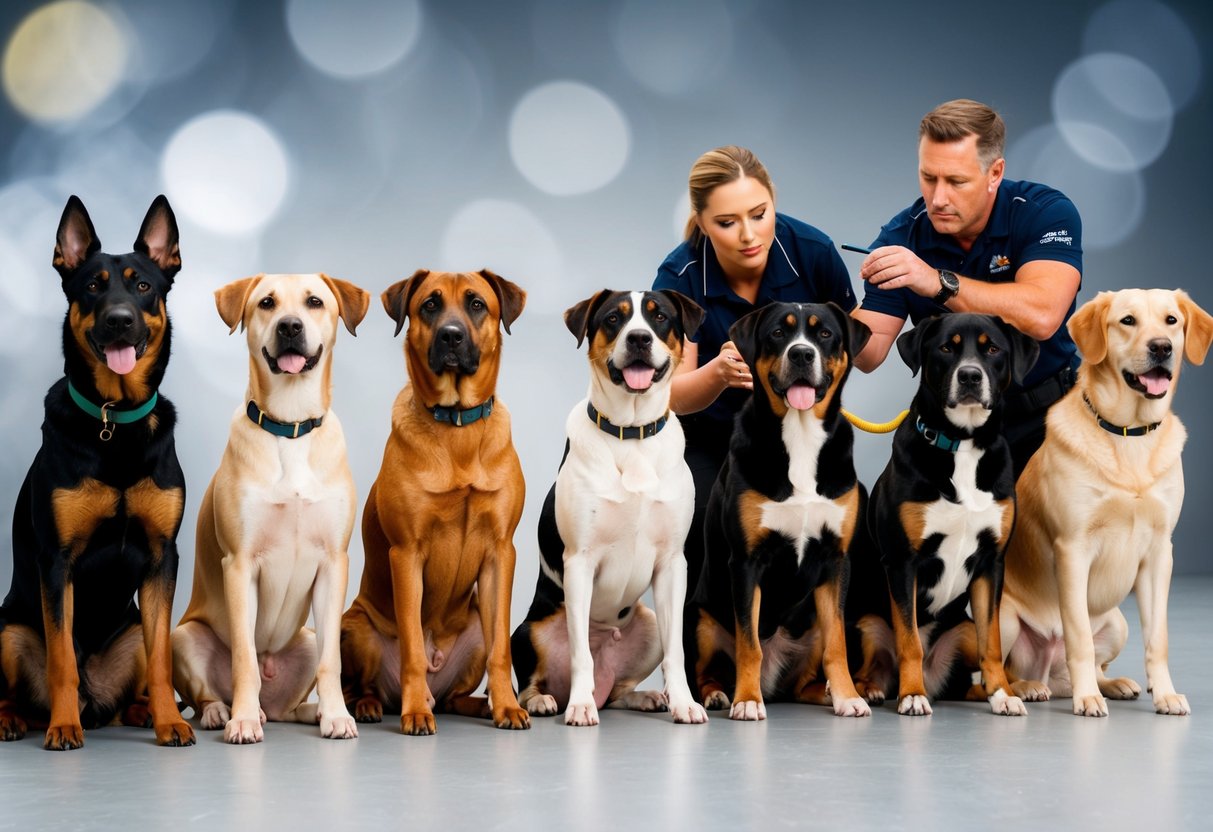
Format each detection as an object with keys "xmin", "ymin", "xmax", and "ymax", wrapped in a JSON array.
[
  {"xmin": 438, "ymin": 325, "xmax": 464, "ymax": 347},
  {"xmin": 626, "ymin": 330, "xmax": 652, "ymax": 350},
  {"xmin": 277, "ymin": 317, "xmax": 304, "ymax": 339},
  {"xmin": 957, "ymin": 365, "xmax": 984, "ymax": 387},
  {"xmin": 788, "ymin": 345, "xmax": 813, "ymax": 367},
  {"xmin": 1148, "ymin": 338, "xmax": 1173, "ymax": 359},
  {"xmin": 103, "ymin": 307, "xmax": 135, "ymax": 334}
]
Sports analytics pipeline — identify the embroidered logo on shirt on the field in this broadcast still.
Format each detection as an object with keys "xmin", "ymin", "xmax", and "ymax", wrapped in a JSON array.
[
  {"xmin": 1039, "ymin": 230, "xmax": 1073, "ymax": 246},
  {"xmin": 989, "ymin": 254, "xmax": 1011, "ymax": 274}
]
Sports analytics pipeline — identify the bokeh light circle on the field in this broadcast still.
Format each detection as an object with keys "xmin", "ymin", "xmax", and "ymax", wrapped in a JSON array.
[
  {"xmin": 286, "ymin": 0, "xmax": 422, "ymax": 79},
  {"xmin": 611, "ymin": 0, "xmax": 733, "ymax": 96},
  {"xmin": 1083, "ymin": 0, "xmax": 1201, "ymax": 111}
]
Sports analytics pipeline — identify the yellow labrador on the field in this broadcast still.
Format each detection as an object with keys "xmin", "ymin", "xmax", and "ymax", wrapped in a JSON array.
[
  {"xmin": 1001, "ymin": 289, "xmax": 1213, "ymax": 716},
  {"xmin": 173, "ymin": 273, "xmax": 369, "ymax": 742}
]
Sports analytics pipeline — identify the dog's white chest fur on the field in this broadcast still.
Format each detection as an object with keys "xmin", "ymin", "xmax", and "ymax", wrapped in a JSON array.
[
  {"xmin": 921, "ymin": 441, "xmax": 1005, "ymax": 615},
  {"xmin": 758, "ymin": 411, "xmax": 844, "ymax": 565}
]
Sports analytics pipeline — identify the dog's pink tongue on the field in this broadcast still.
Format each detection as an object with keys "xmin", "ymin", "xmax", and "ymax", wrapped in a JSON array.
[
  {"xmin": 623, "ymin": 364, "xmax": 655, "ymax": 390},
  {"xmin": 786, "ymin": 382, "xmax": 817, "ymax": 410},
  {"xmin": 104, "ymin": 345, "xmax": 136, "ymax": 375},
  {"xmin": 277, "ymin": 353, "xmax": 307, "ymax": 374},
  {"xmin": 1140, "ymin": 370, "xmax": 1171, "ymax": 396}
]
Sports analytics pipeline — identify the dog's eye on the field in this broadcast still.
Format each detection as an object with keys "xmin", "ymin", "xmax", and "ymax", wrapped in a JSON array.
[
  {"xmin": 940, "ymin": 344, "xmax": 952, "ymax": 353},
  {"xmin": 470, "ymin": 298, "xmax": 485, "ymax": 311},
  {"xmin": 1120, "ymin": 315, "xmax": 1135, "ymax": 326},
  {"xmin": 259, "ymin": 296, "xmax": 275, "ymax": 310},
  {"xmin": 422, "ymin": 298, "xmax": 439, "ymax": 312},
  {"xmin": 137, "ymin": 281, "xmax": 151, "ymax": 294},
  {"xmin": 606, "ymin": 313, "xmax": 620, "ymax": 325},
  {"xmin": 307, "ymin": 296, "xmax": 323, "ymax": 308},
  {"xmin": 653, "ymin": 312, "xmax": 667, "ymax": 323},
  {"xmin": 86, "ymin": 279, "xmax": 100, "ymax": 293},
  {"xmin": 986, "ymin": 344, "xmax": 1000, "ymax": 355},
  {"xmin": 771, "ymin": 329, "xmax": 784, "ymax": 339},
  {"xmin": 818, "ymin": 329, "xmax": 832, "ymax": 340},
  {"xmin": 1166, "ymin": 315, "xmax": 1177, "ymax": 325}
]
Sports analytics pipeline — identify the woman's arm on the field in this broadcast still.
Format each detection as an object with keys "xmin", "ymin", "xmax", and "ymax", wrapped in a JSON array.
[{"xmin": 669, "ymin": 339, "xmax": 752, "ymax": 415}]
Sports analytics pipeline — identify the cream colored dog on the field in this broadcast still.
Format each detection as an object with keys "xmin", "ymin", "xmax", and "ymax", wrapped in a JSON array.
[
  {"xmin": 172, "ymin": 273, "xmax": 369, "ymax": 743},
  {"xmin": 1001, "ymin": 289, "xmax": 1213, "ymax": 717}
]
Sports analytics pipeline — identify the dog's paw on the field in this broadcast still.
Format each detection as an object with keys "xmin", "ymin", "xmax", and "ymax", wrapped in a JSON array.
[
  {"xmin": 200, "ymin": 701, "xmax": 230, "ymax": 730},
  {"xmin": 1101, "ymin": 676, "xmax": 1142, "ymax": 700},
  {"xmin": 729, "ymin": 699, "xmax": 766, "ymax": 721},
  {"xmin": 1011, "ymin": 679, "xmax": 1051, "ymax": 702},
  {"xmin": 400, "ymin": 711, "xmax": 437, "ymax": 736},
  {"xmin": 0, "ymin": 710, "xmax": 28, "ymax": 741},
  {"xmin": 897, "ymin": 695, "xmax": 932, "ymax": 716},
  {"xmin": 670, "ymin": 700, "xmax": 708, "ymax": 725},
  {"xmin": 321, "ymin": 714, "xmax": 359, "ymax": 739},
  {"xmin": 855, "ymin": 680, "xmax": 886, "ymax": 706},
  {"xmin": 1153, "ymin": 692, "xmax": 1190, "ymax": 716},
  {"xmin": 494, "ymin": 706, "xmax": 532, "ymax": 730},
  {"xmin": 989, "ymin": 690, "xmax": 1027, "ymax": 717},
  {"xmin": 563, "ymin": 702, "xmax": 599, "ymax": 727},
  {"xmin": 122, "ymin": 701, "xmax": 153, "ymax": 729},
  {"xmin": 44, "ymin": 723, "xmax": 85, "ymax": 750},
  {"xmin": 353, "ymin": 696, "xmax": 383, "ymax": 723},
  {"xmin": 833, "ymin": 697, "xmax": 872, "ymax": 718},
  {"xmin": 1073, "ymin": 694, "xmax": 1108, "ymax": 717},
  {"xmin": 703, "ymin": 690, "xmax": 731, "ymax": 711},
  {"xmin": 224, "ymin": 717, "xmax": 265, "ymax": 744},
  {"xmin": 156, "ymin": 720, "xmax": 197, "ymax": 747},
  {"xmin": 617, "ymin": 690, "xmax": 668, "ymax": 712},
  {"xmin": 524, "ymin": 694, "xmax": 559, "ymax": 716}
]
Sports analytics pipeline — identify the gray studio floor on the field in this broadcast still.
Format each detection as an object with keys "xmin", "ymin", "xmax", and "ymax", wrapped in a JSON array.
[{"xmin": 2, "ymin": 579, "xmax": 1211, "ymax": 832}]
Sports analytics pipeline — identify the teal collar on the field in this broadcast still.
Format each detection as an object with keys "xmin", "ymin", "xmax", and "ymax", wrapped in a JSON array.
[
  {"xmin": 247, "ymin": 400, "xmax": 324, "ymax": 439},
  {"xmin": 587, "ymin": 401, "xmax": 668, "ymax": 440},
  {"xmin": 67, "ymin": 380, "xmax": 158, "ymax": 441},
  {"xmin": 1083, "ymin": 393, "xmax": 1160, "ymax": 437},
  {"xmin": 430, "ymin": 397, "xmax": 494, "ymax": 427},
  {"xmin": 914, "ymin": 415, "xmax": 962, "ymax": 453}
]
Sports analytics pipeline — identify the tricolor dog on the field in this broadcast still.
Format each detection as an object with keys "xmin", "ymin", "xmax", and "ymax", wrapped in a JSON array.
[
  {"xmin": 341, "ymin": 269, "xmax": 530, "ymax": 735},
  {"xmin": 851, "ymin": 313, "xmax": 1038, "ymax": 716},
  {"xmin": 172, "ymin": 273, "xmax": 369, "ymax": 743},
  {"xmin": 1001, "ymin": 289, "xmax": 1213, "ymax": 716},
  {"xmin": 0, "ymin": 196, "xmax": 194, "ymax": 749},
  {"xmin": 687, "ymin": 301, "xmax": 872, "ymax": 720},
  {"xmin": 511, "ymin": 289, "xmax": 708, "ymax": 726}
]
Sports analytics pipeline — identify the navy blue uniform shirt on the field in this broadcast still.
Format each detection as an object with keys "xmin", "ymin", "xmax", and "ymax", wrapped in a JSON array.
[
  {"xmin": 861, "ymin": 179, "xmax": 1083, "ymax": 388},
  {"xmin": 653, "ymin": 213, "xmax": 856, "ymax": 424}
]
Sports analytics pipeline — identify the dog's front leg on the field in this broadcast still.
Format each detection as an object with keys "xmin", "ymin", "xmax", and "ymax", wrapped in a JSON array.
[
  {"xmin": 312, "ymin": 553, "xmax": 358, "ymax": 738},
  {"xmin": 1055, "ymin": 540, "xmax": 1107, "ymax": 716},
  {"xmin": 222, "ymin": 555, "xmax": 264, "ymax": 743},
  {"xmin": 477, "ymin": 544, "xmax": 530, "ymax": 729},
  {"xmin": 812, "ymin": 574, "xmax": 871, "ymax": 717},
  {"xmin": 887, "ymin": 565, "xmax": 931, "ymax": 715},
  {"xmin": 651, "ymin": 554, "xmax": 706, "ymax": 724},
  {"xmin": 138, "ymin": 545, "xmax": 196, "ymax": 746},
  {"xmin": 1136, "ymin": 540, "xmax": 1188, "ymax": 715},
  {"xmin": 562, "ymin": 553, "xmax": 599, "ymax": 726},
  {"xmin": 39, "ymin": 562, "xmax": 83, "ymax": 750},
  {"xmin": 968, "ymin": 573, "xmax": 1026, "ymax": 716},
  {"xmin": 390, "ymin": 545, "xmax": 435, "ymax": 735},
  {"xmin": 729, "ymin": 560, "xmax": 766, "ymax": 721}
]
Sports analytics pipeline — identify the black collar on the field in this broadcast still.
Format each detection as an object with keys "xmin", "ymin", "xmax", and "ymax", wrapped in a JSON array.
[
  {"xmin": 430, "ymin": 397, "xmax": 494, "ymax": 427},
  {"xmin": 247, "ymin": 400, "xmax": 324, "ymax": 439},
  {"xmin": 1083, "ymin": 393, "xmax": 1161, "ymax": 437},
  {"xmin": 914, "ymin": 415, "xmax": 963, "ymax": 453},
  {"xmin": 587, "ymin": 401, "xmax": 668, "ymax": 440}
]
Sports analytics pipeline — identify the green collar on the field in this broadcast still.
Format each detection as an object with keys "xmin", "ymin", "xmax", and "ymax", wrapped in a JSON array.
[
  {"xmin": 246, "ymin": 400, "xmax": 324, "ymax": 439},
  {"xmin": 914, "ymin": 415, "xmax": 962, "ymax": 453},
  {"xmin": 429, "ymin": 397, "xmax": 494, "ymax": 427},
  {"xmin": 67, "ymin": 380, "xmax": 159, "ymax": 441}
]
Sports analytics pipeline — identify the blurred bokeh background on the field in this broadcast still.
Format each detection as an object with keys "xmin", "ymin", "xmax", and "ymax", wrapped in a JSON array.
[{"xmin": 1, "ymin": 0, "xmax": 1210, "ymax": 632}]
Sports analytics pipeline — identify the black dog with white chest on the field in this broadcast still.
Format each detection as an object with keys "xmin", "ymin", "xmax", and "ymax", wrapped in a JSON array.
[
  {"xmin": 850, "ymin": 313, "xmax": 1037, "ymax": 716},
  {"xmin": 0, "ymin": 196, "xmax": 194, "ymax": 749}
]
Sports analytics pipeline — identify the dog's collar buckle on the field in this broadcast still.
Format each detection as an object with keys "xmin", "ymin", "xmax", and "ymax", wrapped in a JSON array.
[
  {"xmin": 67, "ymin": 380, "xmax": 158, "ymax": 441},
  {"xmin": 430, "ymin": 397, "xmax": 494, "ymax": 428},
  {"xmin": 587, "ymin": 402, "xmax": 668, "ymax": 440},
  {"xmin": 914, "ymin": 415, "xmax": 962, "ymax": 453}
]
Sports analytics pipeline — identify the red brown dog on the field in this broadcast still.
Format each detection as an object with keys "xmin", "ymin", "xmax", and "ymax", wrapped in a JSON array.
[{"xmin": 340, "ymin": 268, "xmax": 530, "ymax": 735}]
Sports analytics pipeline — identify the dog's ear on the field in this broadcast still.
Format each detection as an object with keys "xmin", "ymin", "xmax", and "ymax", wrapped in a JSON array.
[
  {"xmin": 133, "ymin": 195, "xmax": 182, "ymax": 281},
  {"xmin": 381, "ymin": 269, "xmax": 431, "ymax": 337},
  {"xmin": 564, "ymin": 290, "xmax": 612, "ymax": 348},
  {"xmin": 53, "ymin": 195, "xmax": 100, "ymax": 277},
  {"xmin": 319, "ymin": 274, "xmax": 371, "ymax": 336},
  {"xmin": 993, "ymin": 316, "xmax": 1041, "ymax": 386},
  {"xmin": 1177, "ymin": 290, "xmax": 1213, "ymax": 366},
  {"xmin": 728, "ymin": 306, "xmax": 768, "ymax": 369},
  {"xmin": 1068, "ymin": 292, "xmax": 1112, "ymax": 365},
  {"xmin": 655, "ymin": 290, "xmax": 705, "ymax": 342},
  {"xmin": 896, "ymin": 316, "xmax": 938, "ymax": 376},
  {"xmin": 828, "ymin": 301, "xmax": 871, "ymax": 358},
  {"xmin": 477, "ymin": 269, "xmax": 526, "ymax": 335},
  {"xmin": 214, "ymin": 275, "xmax": 263, "ymax": 334}
]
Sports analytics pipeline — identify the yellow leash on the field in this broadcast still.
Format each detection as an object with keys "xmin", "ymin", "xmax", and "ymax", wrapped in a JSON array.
[{"xmin": 842, "ymin": 408, "xmax": 909, "ymax": 434}]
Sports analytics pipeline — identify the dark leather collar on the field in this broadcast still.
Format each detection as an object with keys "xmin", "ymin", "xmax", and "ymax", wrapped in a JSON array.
[
  {"xmin": 587, "ymin": 401, "xmax": 668, "ymax": 440},
  {"xmin": 247, "ymin": 400, "xmax": 324, "ymax": 439},
  {"xmin": 1083, "ymin": 393, "xmax": 1160, "ymax": 437}
]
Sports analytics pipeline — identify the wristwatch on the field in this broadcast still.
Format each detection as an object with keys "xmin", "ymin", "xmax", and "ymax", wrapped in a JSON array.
[{"xmin": 934, "ymin": 269, "xmax": 960, "ymax": 304}]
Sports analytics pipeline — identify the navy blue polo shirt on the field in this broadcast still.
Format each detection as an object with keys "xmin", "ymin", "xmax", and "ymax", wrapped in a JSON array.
[
  {"xmin": 653, "ymin": 213, "xmax": 856, "ymax": 423},
  {"xmin": 862, "ymin": 179, "xmax": 1083, "ymax": 388}
]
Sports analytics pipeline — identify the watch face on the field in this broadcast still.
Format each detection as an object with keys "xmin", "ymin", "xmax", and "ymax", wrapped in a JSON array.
[{"xmin": 939, "ymin": 269, "xmax": 959, "ymax": 292}]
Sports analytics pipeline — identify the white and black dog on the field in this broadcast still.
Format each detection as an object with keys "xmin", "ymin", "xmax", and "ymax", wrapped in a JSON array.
[{"xmin": 511, "ymin": 290, "xmax": 708, "ymax": 726}]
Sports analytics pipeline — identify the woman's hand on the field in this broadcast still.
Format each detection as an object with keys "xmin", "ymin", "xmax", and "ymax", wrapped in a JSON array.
[{"xmin": 712, "ymin": 340, "xmax": 752, "ymax": 390}]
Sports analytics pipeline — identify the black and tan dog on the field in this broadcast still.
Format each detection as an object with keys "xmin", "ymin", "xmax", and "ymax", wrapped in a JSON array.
[
  {"xmin": 0, "ymin": 195, "xmax": 194, "ymax": 749},
  {"xmin": 340, "ymin": 269, "xmax": 530, "ymax": 735},
  {"xmin": 850, "ymin": 313, "xmax": 1037, "ymax": 716},
  {"xmin": 687, "ymin": 301, "xmax": 872, "ymax": 720}
]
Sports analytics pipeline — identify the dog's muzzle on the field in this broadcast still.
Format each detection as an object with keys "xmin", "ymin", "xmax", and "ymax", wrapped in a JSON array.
[
  {"xmin": 89, "ymin": 302, "xmax": 149, "ymax": 376},
  {"xmin": 1124, "ymin": 339, "xmax": 1174, "ymax": 399},
  {"xmin": 607, "ymin": 330, "xmax": 669, "ymax": 393},
  {"xmin": 264, "ymin": 316, "xmax": 321, "ymax": 375},
  {"xmin": 948, "ymin": 363, "xmax": 991, "ymax": 408},
  {"xmin": 428, "ymin": 322, "xmax": 480, "ymax": 375},
  {"xmin": 772, "ymin": 345, "xmax": 827, "ymax": 410}
]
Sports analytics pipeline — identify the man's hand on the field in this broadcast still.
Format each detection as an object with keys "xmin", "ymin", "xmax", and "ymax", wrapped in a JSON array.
[{"xmin": 860, "ymin": 246, "xmax": 943, "ymax": 299}]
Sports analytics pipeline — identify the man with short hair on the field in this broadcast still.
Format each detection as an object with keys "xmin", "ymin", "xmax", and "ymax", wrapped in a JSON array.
[{"xmin": 853, "ymin": 98, "xmax": 1083, "ymax": 475}]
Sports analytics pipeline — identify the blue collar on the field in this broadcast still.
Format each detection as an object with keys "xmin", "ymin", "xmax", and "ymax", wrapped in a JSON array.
[
  {"xmin": 430, "ymin": 396, "xmax": 494, "ymax": 427},
  {"xmin": 246, "ymin": 400, "xmax": 324, "ymax": 439},
  {"xmin": 914, "ymin": 415, "xmax": 962, "ymax": 453},
  {"xmin": 587, "ymin": 401, "xmax": 668, "ymax": 440}
]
